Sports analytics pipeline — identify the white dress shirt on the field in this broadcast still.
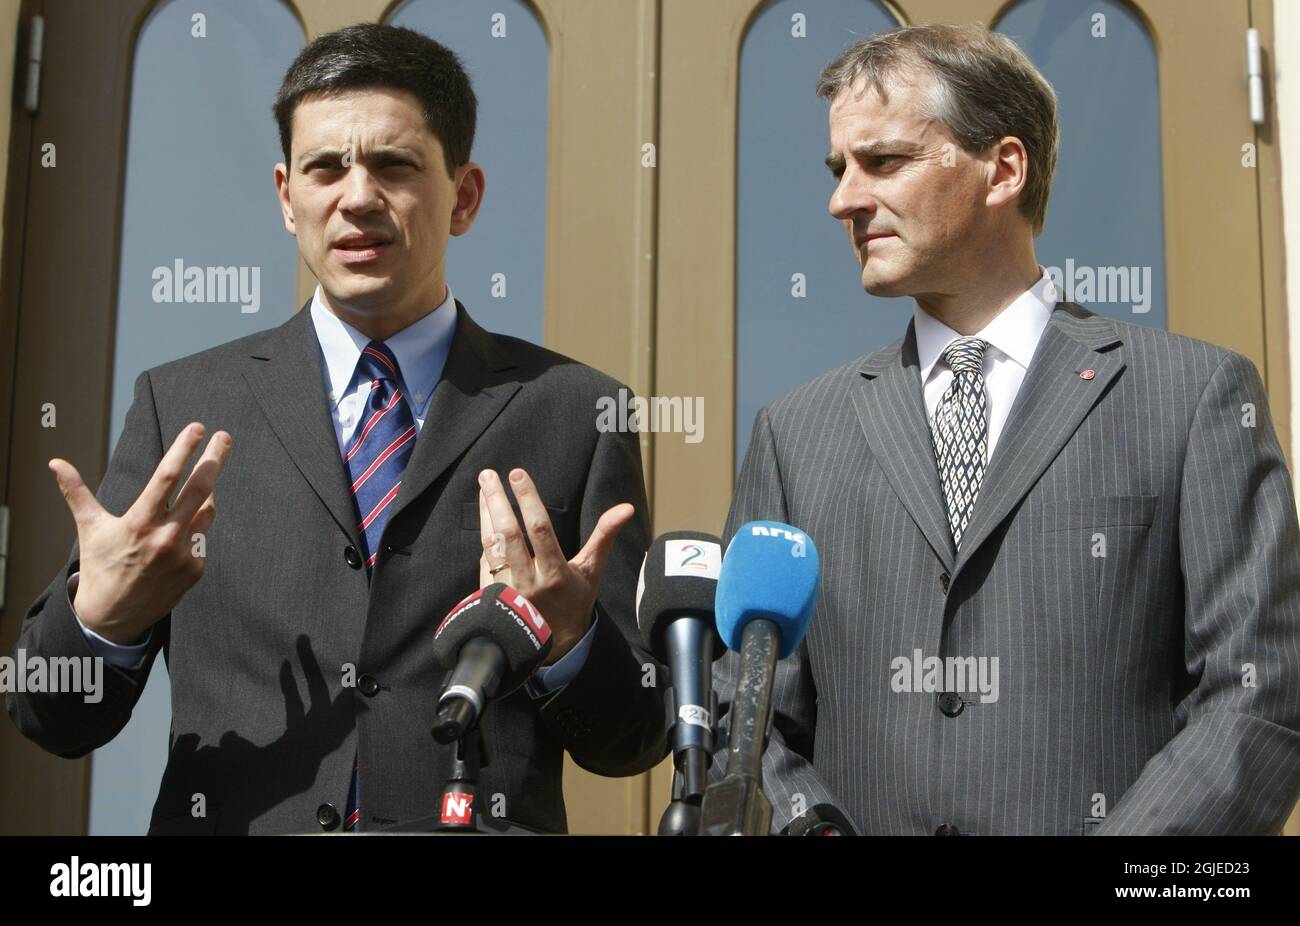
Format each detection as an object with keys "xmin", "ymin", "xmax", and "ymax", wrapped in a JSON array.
[
  {"xmin": 913, "ymin": 267, "xmax": 1058, "ymax": 464},
  {"xmin": 75, "ymin": 284, "xmax": 593, "ymax": 690}
]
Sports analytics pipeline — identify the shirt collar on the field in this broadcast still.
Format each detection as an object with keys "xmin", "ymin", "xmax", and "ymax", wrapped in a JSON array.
[
  {"xmin": 310, "ymin": 283, "xmax": 458, "ymax": 413},
  {"xmin": 914, "ymin": 266, "xmax": 1057, "ymax": 383}
]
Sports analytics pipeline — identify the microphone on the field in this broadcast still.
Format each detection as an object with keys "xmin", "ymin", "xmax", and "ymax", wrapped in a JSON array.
[
  {"xmin": 635, "ymin": 531, "xmax": 725, "ymax": 834},
  {"xmin": 700, "ymin": 520, "xmax": 819, "ymax": 836},
  {"xmin": 430, "ymin": 583, "xmax": 553, "ymax": 744}
]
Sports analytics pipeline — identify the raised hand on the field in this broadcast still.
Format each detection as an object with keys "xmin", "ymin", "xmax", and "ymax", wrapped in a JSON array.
[
  {"xmin": 48, "ymin": 422, "xmax": 231, "ymax": 645},
  {"xmin": 476, "ymin": 468, "xmax": 633, "ymax": 664}
]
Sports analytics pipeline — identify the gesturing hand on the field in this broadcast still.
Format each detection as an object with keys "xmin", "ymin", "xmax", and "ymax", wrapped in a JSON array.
[
  {"xmin": 476, "ymin": 468, "xmax": 633, "ymax": 664},
  {"xmin": 48, "ymin": 422, "xmax": 231, "ymax": 645}
]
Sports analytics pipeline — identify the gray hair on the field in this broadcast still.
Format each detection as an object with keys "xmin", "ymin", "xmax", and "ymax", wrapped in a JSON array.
[{"xmin": 816, "ymin": 23, "xmax": 1059, "ymax": 236}]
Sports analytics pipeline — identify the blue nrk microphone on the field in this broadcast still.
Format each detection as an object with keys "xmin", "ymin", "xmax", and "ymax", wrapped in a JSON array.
[
  {"xmin": 702, "ymin": 521, "xmax": 820, "ymax": 836},
  {"xmin": 714, "ymin": 520, "xmax": 819, "ymax": 658}
]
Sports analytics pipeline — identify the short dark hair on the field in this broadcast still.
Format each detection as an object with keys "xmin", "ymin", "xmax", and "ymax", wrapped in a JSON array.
[{"xmin": 272, "ymin": 23, "xmax": 477, "ymax": 177}]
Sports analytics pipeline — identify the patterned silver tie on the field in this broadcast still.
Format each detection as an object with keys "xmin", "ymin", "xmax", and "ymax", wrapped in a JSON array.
[{"xmin": 929, "ymin": 337, "xmax": 989, "ymax": 550}]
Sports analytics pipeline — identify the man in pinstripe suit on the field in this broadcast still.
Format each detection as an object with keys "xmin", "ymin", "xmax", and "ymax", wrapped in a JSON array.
[{"xmin": 715, "ymin": 24, "xmax": 1300, "ymax": 834}]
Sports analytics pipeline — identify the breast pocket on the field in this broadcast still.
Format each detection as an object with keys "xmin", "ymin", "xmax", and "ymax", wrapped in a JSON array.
[
  {"xmin": 1034, "ymin": 494, "xmax": 1158, "ymax": 615},
  {"xmin": 1037, "ymin": 495, "xmax": 1158, "ymax": 533}
]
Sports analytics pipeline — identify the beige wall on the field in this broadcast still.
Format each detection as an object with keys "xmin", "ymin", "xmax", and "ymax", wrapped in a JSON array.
[
  {"xmin": 0, "ymin": 0, "xmax": 20, "ymax": 267},
  {"xmin": 1279, "ymin": 0, "xmax": 1300, "ymax": 475}
]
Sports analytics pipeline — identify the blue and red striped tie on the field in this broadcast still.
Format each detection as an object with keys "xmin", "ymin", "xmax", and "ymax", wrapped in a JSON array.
[{"xmin": 342, "ymin": 340, "xmax": 417, "ymax": 830}]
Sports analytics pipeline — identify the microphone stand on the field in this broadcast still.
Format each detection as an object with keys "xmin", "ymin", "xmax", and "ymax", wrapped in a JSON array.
[
  {"xmin": 433, "ymin": 724, "xmax": 485, "ymax": 833},
  {"xmin": 382, "ymin": 707, "xmax": 545, "ymax": 834},
  {"xmin": 657, "ymin": 688, "xmax": 720, "ymax": 835},
  {"xmin": 699, "ymin": 619, "xmax": 779, "ymax": 836}
]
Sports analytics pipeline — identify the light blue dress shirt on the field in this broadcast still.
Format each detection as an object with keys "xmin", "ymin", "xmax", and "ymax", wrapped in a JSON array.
[{"xmin": 73, "ymin": 284, "xmax": 594, "ymax": 690}]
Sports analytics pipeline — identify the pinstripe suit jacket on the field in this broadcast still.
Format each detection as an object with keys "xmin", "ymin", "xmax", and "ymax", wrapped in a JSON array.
[
  {"xmin": 717, "ymin": 299, "xmax": 1300, "ymax": 835},
  {"xmin": 8, "ymin": 299, "xmax": 667, "ymax": 834}
]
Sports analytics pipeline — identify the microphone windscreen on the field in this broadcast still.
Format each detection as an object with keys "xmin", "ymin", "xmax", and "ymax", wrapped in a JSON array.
[
  {"xmin": 715, "ymin": 521, "xmax": 819, "ymax": 659},
  {"xmin": 636, "ymin": 531, "xmax": 726, "ymax": 662},
  {"xmin": 432, "ymin": 583, "xmax": 553, "ymax": 694}
]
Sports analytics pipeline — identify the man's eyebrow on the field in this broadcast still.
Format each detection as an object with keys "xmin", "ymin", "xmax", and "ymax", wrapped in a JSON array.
[
  {"xmin": 296, "ymin": 144, "xmax": 421, "ymax": 167},
  {"xmin": 825, "ymin": 138, "xmax": 922, "ymax": 170}
]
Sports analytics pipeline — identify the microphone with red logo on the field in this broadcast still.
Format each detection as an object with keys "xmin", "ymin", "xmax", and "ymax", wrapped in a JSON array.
[{"xmin": 431, "ymin": 582, "xmax": 553, "ymax": 745}]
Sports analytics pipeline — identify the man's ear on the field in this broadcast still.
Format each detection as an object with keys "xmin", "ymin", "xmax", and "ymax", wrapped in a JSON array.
[
  {"xmin": 984, "ymin": 136, "xmax": 1028, "ymax": 212},
  {"xmin": 273, "ymin": 162, "xmax": 296, "ymax": 236},
  {"xmin": 449, "ymin": 162, "xmax": 486, "ymax": 237}
]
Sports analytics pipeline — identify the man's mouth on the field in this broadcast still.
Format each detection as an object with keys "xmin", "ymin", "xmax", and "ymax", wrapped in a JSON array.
[
  {"xmin": 856, "ymin": 232, "xmax": 897, "ymax": 247},
  {"xmin": 333, "ymin": 235, "xmax": 392, "ymax": 263},
  {"xmin": 335, "ymin": 234, "xmax": 391, "ymax": 247}
]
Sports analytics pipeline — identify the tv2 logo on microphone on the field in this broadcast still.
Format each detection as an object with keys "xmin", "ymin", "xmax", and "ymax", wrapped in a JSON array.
[{"xmin": 664, "ymin": 539, "xmax": 721, "ymax": 578}]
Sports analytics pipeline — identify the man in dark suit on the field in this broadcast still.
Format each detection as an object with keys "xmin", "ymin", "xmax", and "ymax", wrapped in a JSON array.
[
  {"xmin": 8, "ymin": 24, "xmax": 666, "ymax": 834},
  {"xmin": 716, "ymin": 23, "xmax": 1300, "ymax": 834}
]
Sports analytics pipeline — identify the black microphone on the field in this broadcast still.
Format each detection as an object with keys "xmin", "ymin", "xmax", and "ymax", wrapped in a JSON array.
[
  {"xmin": 431, "ymin": 583, "xmax": 553, "ymax": 743},
  {"xmin": 700, "ymin": 521, "xmax": 820, "ymax": 836},
  {"xmin": 636, "ymin": 531, "xmax": 725, "ymax": 834}
]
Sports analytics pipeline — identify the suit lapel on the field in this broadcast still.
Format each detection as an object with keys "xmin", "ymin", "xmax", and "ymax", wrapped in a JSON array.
[
  {"xmin": 950, "ymin": 301, "xmax": 1124, "ymax": 581},
  {"xmin": 242, "ymin": 301, "xmax": 364, "ymax": 548},
  {"xmin": 851, "ymin": 301, "xmax": 1125, "ymax": 578},
  {"xmin": 386, "ymin": 300, "xmax": 519, "ymax": 527},
  {"xmin": 241, "ymin": 298, "xmax": 521, "ymax": 548},
  {"xmin": 852, "ymin": 323, "xmax": 957, "ymax": 571}
]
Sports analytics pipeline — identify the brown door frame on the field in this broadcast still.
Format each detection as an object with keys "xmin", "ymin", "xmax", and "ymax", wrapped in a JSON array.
[{"xmin": 0, "ymin": 0, "xmax": 156, "ymax": 835}]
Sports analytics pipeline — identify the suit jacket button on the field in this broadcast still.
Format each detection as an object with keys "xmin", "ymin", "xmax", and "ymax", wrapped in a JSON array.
[
  {"xmin": 359, "ymin": 674, "xmax": 380, "ymax": 697},
  {"xmin": 939, "ymin": 572, "xmax": 950, "ymax": 593},
  {"xmin": 935, "ymin": 823, "xmax": 960, "ymax": 836},
  {"xmin": 344, "ymin": 545, "xmax": 363, "ymax": 569},
  {"xmin": 937, "ymin": 691, "xmax": 964, "ymax": 717},
  {"xmin": 317, "ymin": 803, "xmax": 341, "ymax": 831}
]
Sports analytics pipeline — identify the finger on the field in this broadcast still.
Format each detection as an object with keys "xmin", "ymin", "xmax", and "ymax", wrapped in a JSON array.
[
  {"xmin": 478, "ymin": 487, "xmax": 498, "ymax": 557},
  {"xmin": 506, "ymin": 469, "xmax": 565, "ymax": 573},
  {"xmin": 190, "ymin": 491, "xmax": 217, "ymax": 539},
  {"xmin": 170, "ymin": 430, "xmax": 232, "ymax": 525},
  {"xmin": 48, "ymin": 458, "xmax": 106, "ymax": 528},
  {"xmin": 137, "ymin": 423, "xmax": 208, "ymax": 518},
  {"xmin": 479, "ymin": 488, "xmax": 512, "ymax": 587},
  {"xmin": 573, "ymin": 502, "xmax": 636, "ymax": 581},
  {"xmin": 478, "ymin": 469, "xmax": 531, "ymax": 579}
]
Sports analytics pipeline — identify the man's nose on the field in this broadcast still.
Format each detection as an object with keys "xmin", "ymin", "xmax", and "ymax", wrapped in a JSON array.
[
  {"xmin": 339, "ymin": 165, "xmax": 384, "ymax": 213},
  {"xmin": 829, "ymin": 171, "xmax": 875, "ymax": 223}
]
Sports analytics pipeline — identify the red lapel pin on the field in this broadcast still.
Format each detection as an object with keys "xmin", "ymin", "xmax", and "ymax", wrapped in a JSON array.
[{"xmin": 1079, "ymin": 369, "xmax": 1095, "ymax": 380}]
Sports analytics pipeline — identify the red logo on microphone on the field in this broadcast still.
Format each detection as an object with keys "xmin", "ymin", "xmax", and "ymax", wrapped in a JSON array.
[
  {"xmin": 440, "ymin": 791, "xmax": 474, "ymax": 825},
  {"xmin": 499, "ymin": 587, "xmax": 552, "ymax": 644}
]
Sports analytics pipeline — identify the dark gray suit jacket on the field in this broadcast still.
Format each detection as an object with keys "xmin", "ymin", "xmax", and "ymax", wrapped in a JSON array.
[
  {"xmin": 717, "ymin": 300, "xmax": 1300, "ymax": 835},
  {"xmin": 9, "ymin": 299, "xmax": 667, "ymax": 834}
]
